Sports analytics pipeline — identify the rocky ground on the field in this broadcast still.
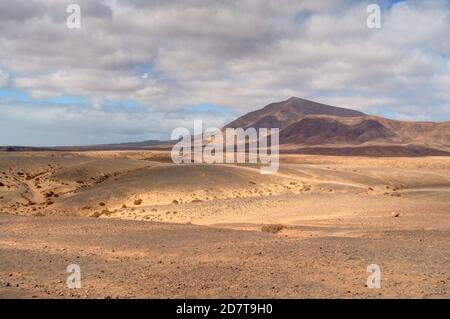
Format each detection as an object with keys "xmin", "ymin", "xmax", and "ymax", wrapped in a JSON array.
[{"xmin": 0, "ymin": 151, "xmax": 449, "ymax": 298}]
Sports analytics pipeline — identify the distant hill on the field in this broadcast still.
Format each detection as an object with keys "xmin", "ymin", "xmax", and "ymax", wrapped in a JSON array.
[
  {"xmin": 0, "ymin": 140, "xmax": 169, "ymax": 152},
  {"xmin": 52, "ymin": 140, "xmax": 168, "ymax": 151}
]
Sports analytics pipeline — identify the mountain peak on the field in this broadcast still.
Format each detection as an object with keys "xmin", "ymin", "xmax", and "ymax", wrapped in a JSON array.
[
  {"xmin": 225, "ymin": 97, "xmax": 365, "ymax": 130},
  {"xmin": 286, "ymin": 96, "xmax": 307, "ymax": 102},
  {"xmin": 223, "ymin": 97, "xmax": 449, "ymax": 149}
]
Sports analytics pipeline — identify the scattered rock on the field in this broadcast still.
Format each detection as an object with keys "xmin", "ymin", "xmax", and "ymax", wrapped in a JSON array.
[
  {"xmin": 392, "ymin": 212, "xmax": 400, "ymax": 217},
  {"xmin": 134, "ymin": 198, "xmax": 143, "ymax": 205}
]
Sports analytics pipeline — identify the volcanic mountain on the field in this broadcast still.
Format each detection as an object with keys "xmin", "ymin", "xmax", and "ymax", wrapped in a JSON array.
[
  {"xmin": 3, "ymin": 97, "xmax": 449, "ymax": 156},
  {"xmin": 224, "ymin": 97, "xmax": 450, "ymax": 156},
  {"xmin": 225, "ymin": 97, "xmax": 365, "ymax": 131}
]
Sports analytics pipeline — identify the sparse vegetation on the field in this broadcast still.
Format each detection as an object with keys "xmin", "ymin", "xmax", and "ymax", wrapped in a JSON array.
[
  {"xmin": 45, "ymin": 191, "xmax": 55, "ymax": 198},
  {"xmin": 261, "ymin": 223, "xmax": 284, "ymax": 234},
  {"xmin": 91, "ymin": 211, "xmax": 102, "ymax": 218},
  {"xmin": 101, "ymin": 209, "xmax": 112, "ymax": 216},
  {"xmin": 91, "ymin": 209, "xmax": 112, "ymax": 218}
]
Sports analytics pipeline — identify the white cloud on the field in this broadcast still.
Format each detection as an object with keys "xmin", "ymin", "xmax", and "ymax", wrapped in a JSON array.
[
  {"xmin": 0, "ymin": 0, "xmax": 449, "ymax": 145},
  {"xmin": 0, "ymin": 100, "xmax": 234, "ymax": 146},
  {"xmin": 0, "ymin": 69, "xmax": 9, "ymax": 87}
]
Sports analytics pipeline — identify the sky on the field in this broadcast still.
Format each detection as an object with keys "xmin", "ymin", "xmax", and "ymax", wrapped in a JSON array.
[{"xmin": 0, "ymin": 0, "xmax": 450, "ymax": 146}]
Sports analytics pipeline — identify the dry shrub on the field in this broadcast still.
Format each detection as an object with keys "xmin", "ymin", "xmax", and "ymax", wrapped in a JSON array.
[
  {"xmin": 91, "ymin": 211, "xmax": 102, "ymax": 218},
  {"xmin": 134, "ymin": 198, "xmax": 143, "ymax": 205},
  {"xmin": 91, "ymin": 209, "xmax": 111, "ymax": 218},
  {"xmin": 261, "ymin": 223, "xmax": 284, "ymax": 234},
  {"xmin": 101, "ymin": 209, "xmax": 112, "ymax": 216}
]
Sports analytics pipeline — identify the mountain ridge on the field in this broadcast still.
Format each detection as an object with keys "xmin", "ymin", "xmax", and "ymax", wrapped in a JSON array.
[
  {"xmin": 2, "ymin": 97, "xmax": 449, "ymax": 156},
  {"xmin": 224, "ymin": 97, "xmax": 450, "ymax": 149}
]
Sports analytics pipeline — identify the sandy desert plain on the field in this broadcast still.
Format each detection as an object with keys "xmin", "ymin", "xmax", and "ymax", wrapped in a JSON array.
[{"xmin": 0, "ymin": 149, "xmax": 449, "ymax": 298}]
